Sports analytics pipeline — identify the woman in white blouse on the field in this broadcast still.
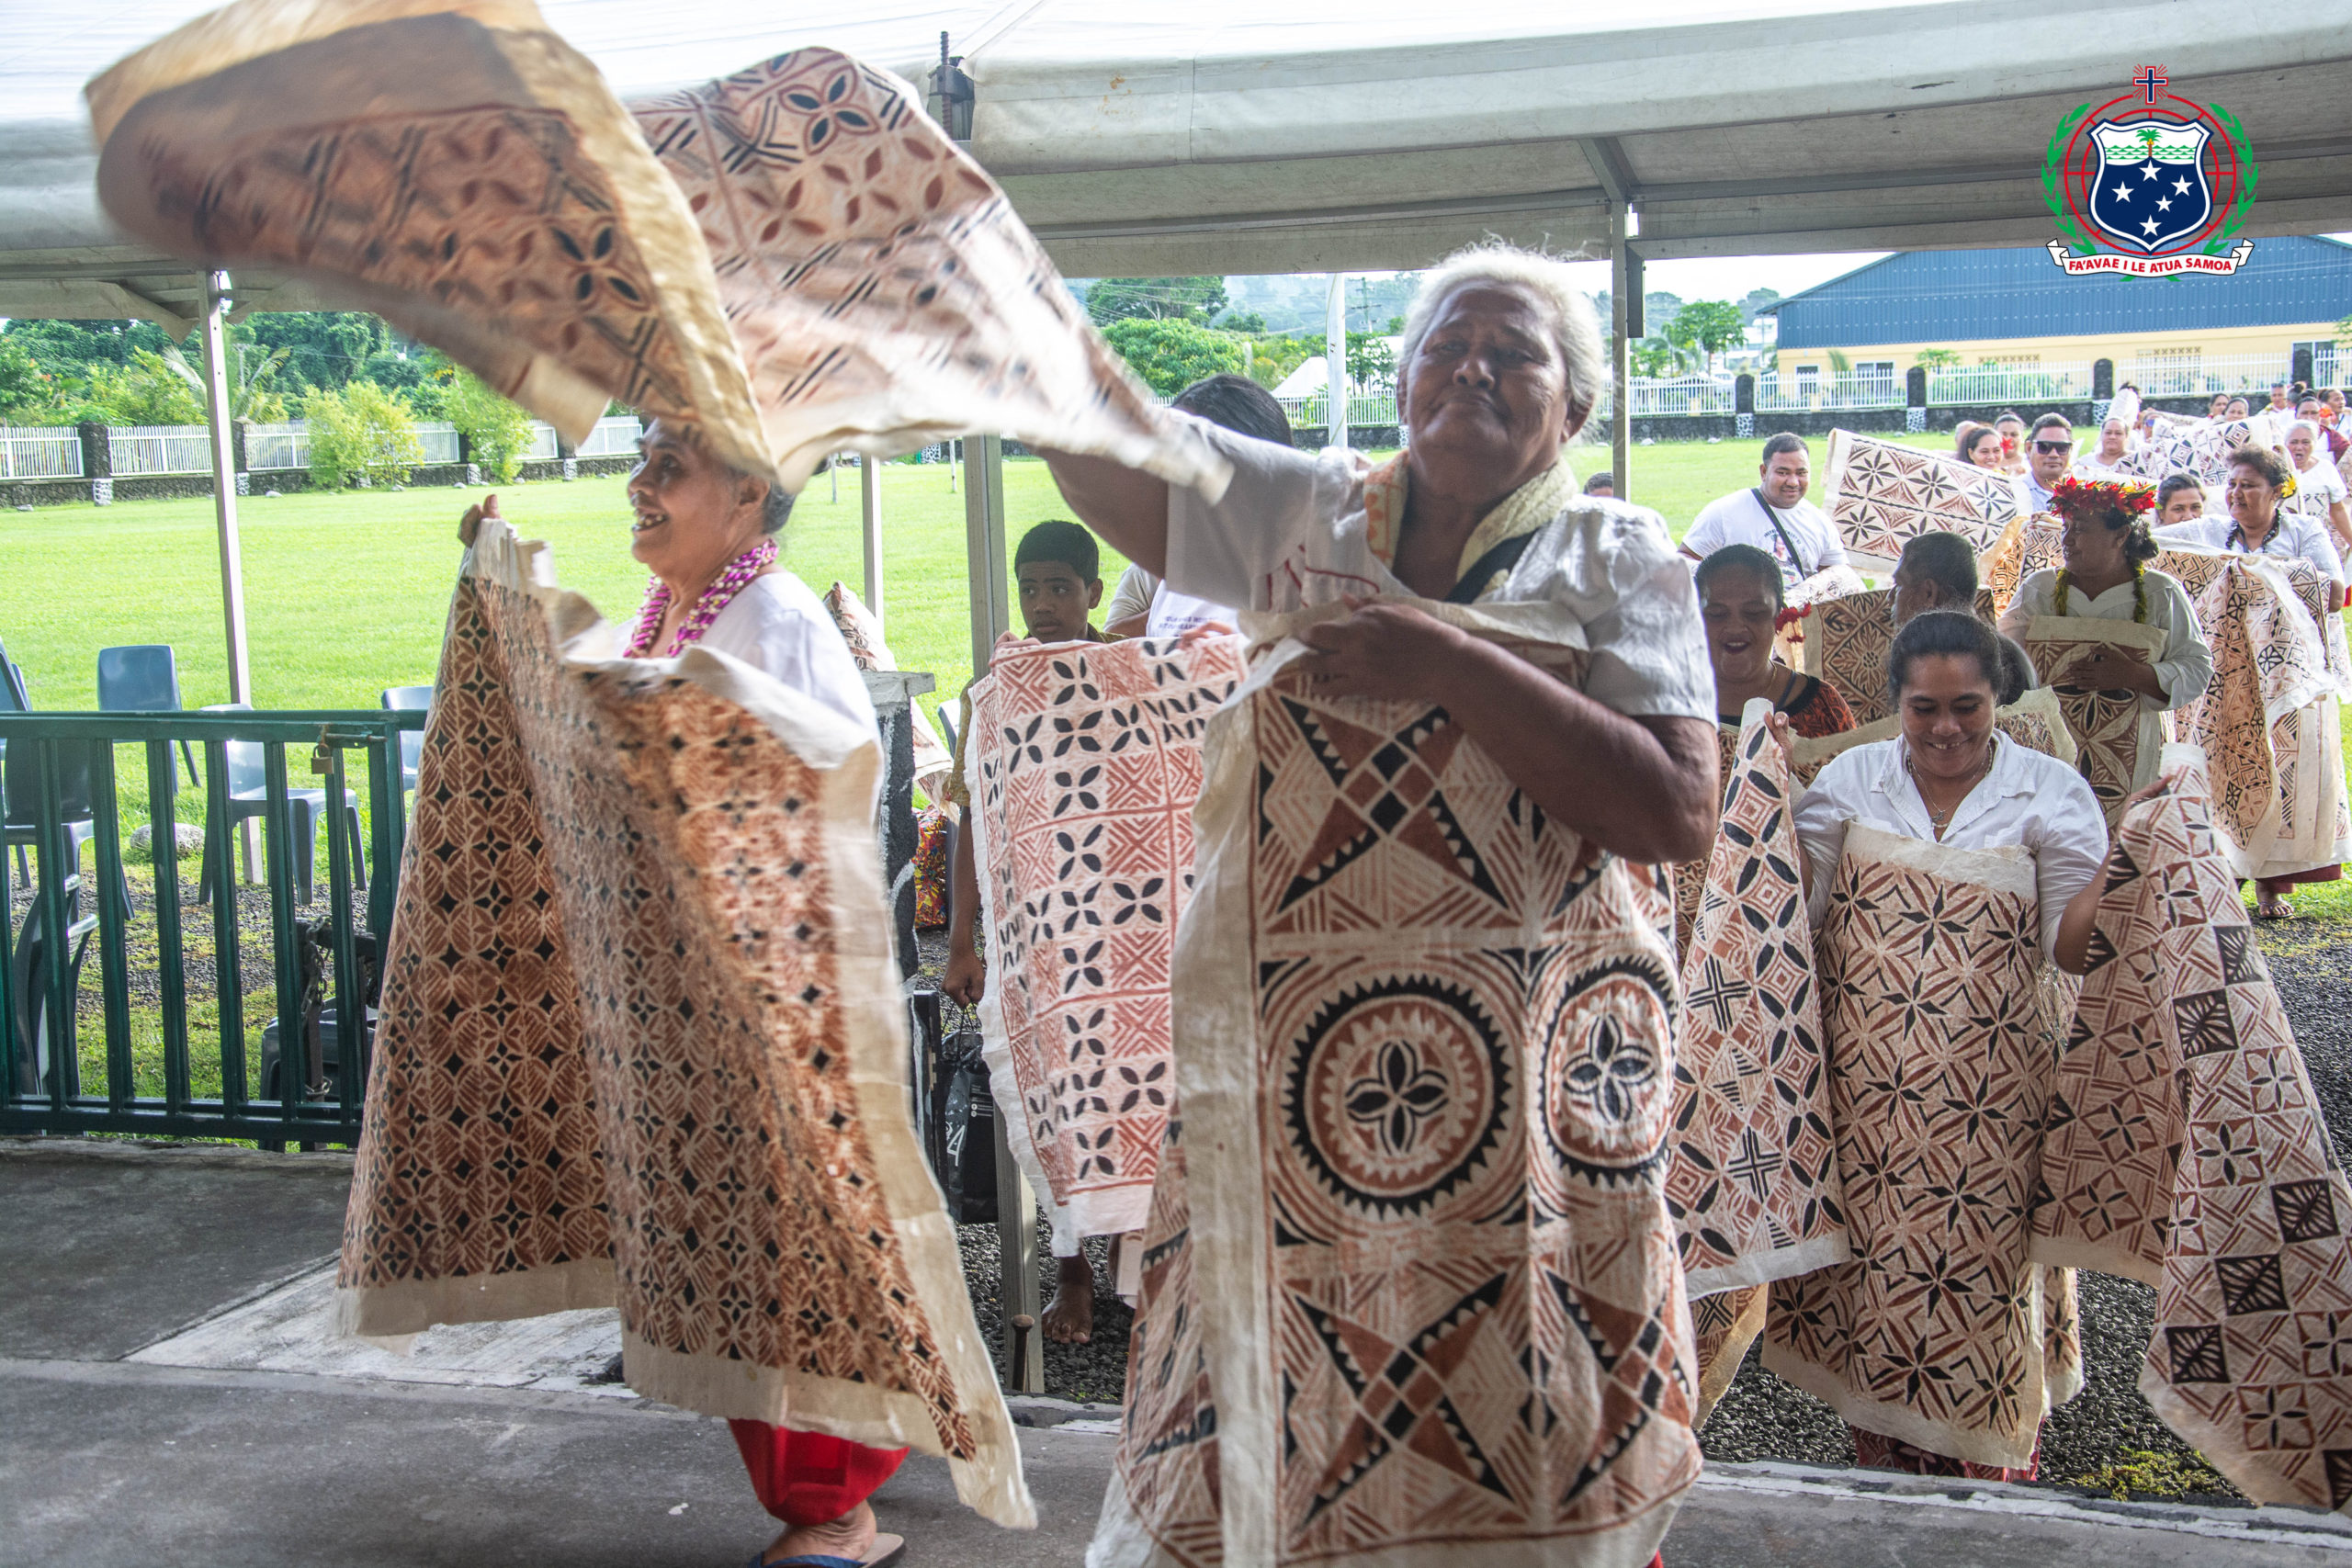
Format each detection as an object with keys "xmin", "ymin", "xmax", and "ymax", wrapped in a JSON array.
[
  {"xmin": 2286, "ymin": 420, "xmax": 2352, "ymax": 553},
  {"xmin": 1784, "ymin": 611, "xmax": 2110, "ymax": 969},
  {"xmin": 1995, "ymin": 479, "xmax": 2212, "ymax": 796},
  {"xmin": 2159, "ymin": 444, "xmax": 2348, "ymax": 608}
]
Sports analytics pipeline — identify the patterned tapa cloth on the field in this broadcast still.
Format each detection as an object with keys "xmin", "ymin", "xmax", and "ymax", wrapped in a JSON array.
[
  {"xmin": 90, "ymin": 5, "xmax": 1225, "ymax": 496},
  {"xmin": 2034, "ymin": 752, "xmax": 2352, "ymax": 1510},
  {"xmin": 961, "ymin": 634, "xmax": 1248, "ymax": 1250},
  {"xmin": 1821, "ymin": 429, "xmax": 2022, "ymax": 568},
  {"xmin": 338, "ymin": 522, "xmax": 1031, "ymax": 1527},
  {"xmin": 628, "ymin": 50, "xmax": 1221, "ymax": 491},
  {"xmin": 2116, "ymin": 415, "xmax": 2260, "ymax": 488},
  {"xmin": 1983, "ymin": 519, "xmax": 2064, "ymax": 619},
  {"xmin": 1095, "ymin": 600, "xmax": 1701, "ymax": 1568},
  {"xmin": 820, "ymin": 580, "xmax": 953, "ymax": 795},
  {"xmin": 1668, "ymin": 724, "xmax": 1745, "ymax": 958},
  {"xmin": 1799, "ymin": 587, "xmax": 2001, "ymax": 727},
  {"xmin": 1764, "ymin": 824, "xmax": 2084, "ymax": 1469},
  {"xmin": 2019, "ymin": 615, "xmax": 2172, "ymax": 823},
  {"xmin": 1775, "ymin": 562, "xmax": 1869, "ymax": 671},
  {"xmin": 1668, "ymin": 703, "xmax": 1847, "ymax": 1424}
]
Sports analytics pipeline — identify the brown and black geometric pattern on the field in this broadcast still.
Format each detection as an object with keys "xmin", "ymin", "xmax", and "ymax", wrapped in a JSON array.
[
  {"xmin": 631, "ymin": 50, "xmax": 1215, "ymax": 491},
  {"xmin": 1107, "ymin": 619, "xmax": 1701, "ymax": 1566},
  {"xmin": 1821, "ymin": 429, "xmax": 2021, "ymax": 568},
  {"xmin": 1984, "ymin": 519, "xmax": 2064, "ymax": 619},
  {"xmin": 2021, "ymin": 615, "xmax": 2170, "ymax": 822},
  {"xmin": 1766, "ymin": 825, "xmax": 2072, "ymax": 1469},
  {"xmin": 343, "ymin": 526, "xmax": 1023, "ymax": 1517},
  {"xmin": 1801, "ymin": 587, "xmax": 2001, "ymax": 727},
  {"xmin": 2036, "ymin": 755, "xmax": 2352, "ymax": 1508},
  {"xmin": 95, "ymin": 7, "xmax": 763, "ymax": 469},
  {"xmin": 963, "ymin": 635, "xmax": 1246, "ymax": 1240},
  {"xmin": 1667, "ymin": 712, "xmax": 1846, "ymax": 1301}
]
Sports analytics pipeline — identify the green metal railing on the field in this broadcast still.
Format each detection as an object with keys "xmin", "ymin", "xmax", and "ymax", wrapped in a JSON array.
[{"xmin": 0, "ymin": 709, "xmax": 425, "ymax": 1145}]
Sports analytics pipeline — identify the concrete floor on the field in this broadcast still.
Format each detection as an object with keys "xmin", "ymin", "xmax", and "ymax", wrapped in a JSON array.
[{"xmin": 6, "ymin": 1136, "xmax": 2350, "ymax": 1568}]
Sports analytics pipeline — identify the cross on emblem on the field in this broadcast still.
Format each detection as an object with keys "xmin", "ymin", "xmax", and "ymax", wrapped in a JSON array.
[{"xmin": 2133, "ymin": 65, "xmax": 2167, "ymax": 105}]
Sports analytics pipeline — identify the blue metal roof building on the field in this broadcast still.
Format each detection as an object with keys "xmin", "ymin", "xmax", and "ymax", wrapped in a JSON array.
[{"xmin": 1767, "ymin": 237, "xmax": 2352, "ymax": 349}]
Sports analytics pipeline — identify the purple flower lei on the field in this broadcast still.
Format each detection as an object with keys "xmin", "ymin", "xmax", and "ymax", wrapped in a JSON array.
[{"xmin": 623, "ymin": 536, "xmax": 778, "ymax": 657}]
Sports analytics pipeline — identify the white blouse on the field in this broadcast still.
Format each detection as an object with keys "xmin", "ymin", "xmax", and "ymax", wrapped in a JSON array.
[
  {"xmin": 2156, "ymin": 513, "xmax": 2347, "ymax": 587},
  {"xmin": 698, "ymin": 570, "xmax": 880, "ymax": 746},
  {"xmin": 1793, "ymin": 736, "xmax": 2109, "ymax": 961},
  {"xmin": 1164, "ymin": 415, "xmax": 1715, "ymax": 723},
  {"xmin": 1994, "ymin": 568, "xmax": 2213, "ymax": 712}
]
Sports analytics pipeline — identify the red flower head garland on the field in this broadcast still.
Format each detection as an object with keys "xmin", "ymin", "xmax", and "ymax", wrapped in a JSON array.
[
  {"xmin": 1772, "ymin": 604, "xmax": 1808, "ymax": 645},
  {"xmin": 2047, "ymin": 476, "xmax": 2157, "ymax": 623}
]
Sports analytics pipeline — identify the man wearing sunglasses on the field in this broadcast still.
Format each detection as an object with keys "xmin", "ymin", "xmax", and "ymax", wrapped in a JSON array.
[{"xmin": 2016, "ymin": 412, "xmax": 2075, "ymax": 514}]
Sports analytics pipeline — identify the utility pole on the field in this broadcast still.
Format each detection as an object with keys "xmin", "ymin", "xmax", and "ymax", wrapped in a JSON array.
[{"xmin": 1324, "ymin": 272, "xmax": 1349, "ymax": 451}]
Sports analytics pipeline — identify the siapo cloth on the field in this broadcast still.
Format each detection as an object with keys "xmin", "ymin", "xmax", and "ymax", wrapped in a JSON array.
[
  {"xmin": 2019, "ymin": 616, "xmax": 2172, "ymax": 822},
  {"xmin": 90, "ymin": 5, "xmax": 1225, "ymax": 496},
  {"xmin": 1820, "ymin": 429, "xmax": 2022, "ymax": 569},
  {"xmin": 1094, "ymin": 599, "xmax": 1701, "ymax": 1568},
  {"xmin": 1667, "ymin": 701, "xmax": 1848, "ymax": 1302},
  {"xmin": 1765, "ymin": 823, "xmax": 2082, "ymax": 1469},
  {"xmin": 2035, "ymin": 751, "xmax": 2352, "ymax": 1510},
  {"xmin": 961, "ymin": 633, "xmax": 1248, "ymax": 1251},
  {"xmin": 339, "ymin": 521, "xmax": 1030, "ymax": 1526},
  {"xmin": 1800, "ymin": 587, "xmax": 2000, "ymax": 727}
]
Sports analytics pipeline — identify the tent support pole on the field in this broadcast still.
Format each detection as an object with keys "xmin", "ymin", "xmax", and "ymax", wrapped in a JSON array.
[
  {"xmin": 861, "ymin": 455, "xmax": 885, "ymax": 626},
  {"xmin": 200, "ymin": 270, "xmax": 259, "ymax": 880},
  {"xmin": 1324, "ymin": 272, "xmax": 1349, "ymax": 451},
  {"xmin": 1608, "ymin": 203, "xmax": 1633, "ymax": 501},
  {"xmin": 963, "ymin": 435, "xmax": 1010, "ymax": 678}
]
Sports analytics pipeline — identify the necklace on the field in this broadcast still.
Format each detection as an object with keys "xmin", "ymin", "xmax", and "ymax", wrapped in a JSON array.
[
  {"xmin": 1905, "ymin": 738, "xmax": 1996, "ymax": 840},
  {"xmin": 624, "ymin": 536, "xmax": 777, "ymax": 657}
]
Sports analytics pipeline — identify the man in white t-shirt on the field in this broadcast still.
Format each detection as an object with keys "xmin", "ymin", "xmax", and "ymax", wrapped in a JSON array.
[{"xmin": 1679, "ymin": 432, "xmax": 1844, "ymax": 588}]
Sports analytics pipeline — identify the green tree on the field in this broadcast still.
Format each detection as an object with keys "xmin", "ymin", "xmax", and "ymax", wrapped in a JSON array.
[
  {"xmin": 1665, "ymin": 300, "xmax": 1747, "ymax": 370},
  {"xmin": 1736, "ymin": 288, "xmax": 1782, "ymax": 322},
  {"xmin": 2335, "ymin": 310, "xmax": 2352, "ymax": 351},
  {"xmin": 1087, "ymin": 276, "xmax": 1229, "ymax": 326},
  {"xmin": 80, "ymin": 350, "xmax": 209, "ymax": 425},
  {"xmin": 1245, "ymin": 334, "xmax": 1317, "ymax": 390},
  {"xmin": 156, "ymin": 341, "xmax": 291, "ymax": 422},
  {"xmin": 1216, "ymin": 310, "xmax": 1268, "ymax": 334},
  {"xmin": 0, "ymin": 319, "xmax": 175, "ymax": 376},
  {"xmin": 305, "ymin": 381, "xmax": 424, "ymax": 489},
  {"xmin": 441, "ymin": 372, "xmax": 535, "ymax": 482},
  {"xmin": 1915, "ymin": 347, "xmax": 1962, "ymax": 371},
  {"xmin": 245, "ymin": 310, "xmax": 394, "ymax": 390},
  {"xmin": 1101, "ymin": 318, "xmax": 1248, "ymax": 395},
  {"xmin": 1345, "ymin": 332, "xmax": 1396, "ymax": 392},
  {"xmin": 0, "ymin": 336, "xmax": 58, "ymax": 420}
]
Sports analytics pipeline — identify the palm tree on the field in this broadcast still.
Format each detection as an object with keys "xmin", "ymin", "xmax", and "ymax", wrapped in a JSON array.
[{"xmin": 158, "ymin": 340, "xmax": 291, "ymax": 421}]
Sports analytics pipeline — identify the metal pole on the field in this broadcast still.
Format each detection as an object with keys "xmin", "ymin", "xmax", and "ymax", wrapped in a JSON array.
[
  {"xmin": 963, "ymin": 435, "xmax": 1010, "ymax": 676},
  {"xmin": 993, "ymin": 1105, "xmax": 1044, "ymax": 1392},
  {"xmin": 1324, "ymin": 272, "xmax": 1349, "ymax": 451},
  {"xmin": 200, "ymin": 270, "xmax": 261, "ymax": 879},
  {"xmin": 861, "ymin": 456, "xmax": 885, "ymax": 626},
  {"xmin": 1609, "ymin": 207, "xmax": 1634, "ymax": 500}
]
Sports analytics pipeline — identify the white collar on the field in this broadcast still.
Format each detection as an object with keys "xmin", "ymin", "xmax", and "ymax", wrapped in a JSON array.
[{"xmin": 1873, "ymin": 733, "xmax": 2024, "ymax": 841}]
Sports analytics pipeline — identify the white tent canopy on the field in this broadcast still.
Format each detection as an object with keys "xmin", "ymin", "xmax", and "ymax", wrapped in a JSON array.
[{"xmin": 4, "ymin": 0, "xmax": 2347, "ymax": 310}]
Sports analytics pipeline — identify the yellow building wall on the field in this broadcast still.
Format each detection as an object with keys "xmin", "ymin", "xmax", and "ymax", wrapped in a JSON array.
[{"xmin": 1775, "ymin": 321, "xmax": 2341, "ymax": 382}]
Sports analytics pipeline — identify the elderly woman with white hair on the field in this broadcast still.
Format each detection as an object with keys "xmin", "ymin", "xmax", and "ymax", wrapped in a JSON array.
[
  {"xmin": 2286, "ymin": 418, "xmax": 2352, "ymax": 551},
  {"xmin": 1041, "ymin": 245, "xmax": 1716, "ymax": 1568}
]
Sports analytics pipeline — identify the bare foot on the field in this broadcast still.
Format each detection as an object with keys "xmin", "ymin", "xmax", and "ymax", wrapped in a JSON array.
[
  {"xmin": 762, "ymin": 1501, "xmax": 875, "ymax": 1565},
  {"xmin": 1041, "ymin": 1253, "xmax": 1095, "ymax": 1344}
]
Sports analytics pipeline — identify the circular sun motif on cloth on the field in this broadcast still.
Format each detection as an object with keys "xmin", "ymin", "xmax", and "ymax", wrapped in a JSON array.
[
  {"xmin": 1283, "ymin": 976, "xmax": 1511, "ymax": 1218},
  {"xmin": 1534, "ymin": 953, "xmax": 1676, "ymax": 1179}
]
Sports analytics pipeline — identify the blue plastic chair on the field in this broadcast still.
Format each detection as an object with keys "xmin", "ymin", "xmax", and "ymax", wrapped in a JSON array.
[
  {"xmin": 380, "ymin": 685, "xmax": 432, "ymax": 803},
  {"xmin": 195, "ymin": 703, "xmax": 366, "ymax": 909},
  {"xmin": 96, "ymin": 645, "xmax": 199, "ymax": 784}
]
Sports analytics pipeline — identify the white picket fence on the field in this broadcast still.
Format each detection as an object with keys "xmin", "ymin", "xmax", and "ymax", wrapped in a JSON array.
[
  {"xmin": 2124, "ymin": 352, "xmax": 2307, "ymax": 398},
  {"xmin": 1919, "ymin": 362, "xmax": 2094, "ymax": 407},
  {"xmin": 0, "ymin": 426, "xmax": 83, "ymax": 479},
  {"xmin": 84, "ymin": 415, "xmax": 626, "ymax": 476}
]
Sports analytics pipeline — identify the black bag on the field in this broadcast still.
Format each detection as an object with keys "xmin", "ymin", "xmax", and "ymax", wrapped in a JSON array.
[{"xmin": 929, "ymin": 1028, "xmax": 1001, "ymax": 1224}]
